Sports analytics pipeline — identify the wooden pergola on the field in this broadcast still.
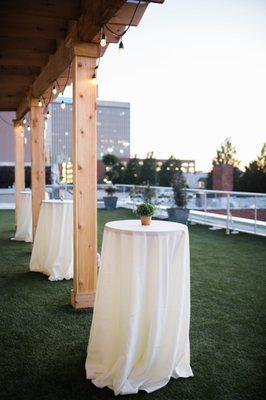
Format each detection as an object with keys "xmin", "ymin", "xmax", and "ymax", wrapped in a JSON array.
[{"xmin": 0, "ymin": 0, "xmax": 163, "ymax": 308}]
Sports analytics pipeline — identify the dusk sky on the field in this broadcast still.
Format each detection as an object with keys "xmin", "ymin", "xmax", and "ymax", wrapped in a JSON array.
[{"xmin": 66, "ymin": 0, "xmax": 266, "ymax": 172}]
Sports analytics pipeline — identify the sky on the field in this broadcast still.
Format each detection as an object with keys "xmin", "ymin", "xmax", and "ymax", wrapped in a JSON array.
[{"xmin": 66, "ymin": 0, "xmax": 266, "ymax": 172}]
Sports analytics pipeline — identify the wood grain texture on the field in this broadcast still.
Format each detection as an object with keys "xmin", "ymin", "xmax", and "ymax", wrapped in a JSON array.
[
  {"xmin": 13, "ymin": 121, "xmax": 25, "ymax": 226},
  {"xmin": 30, "ymin": 101, "xmax": 45, "ymax": 239},
  {"xmin": 71, "ymin": 54, "xmax": 97, "ymax": 308}
]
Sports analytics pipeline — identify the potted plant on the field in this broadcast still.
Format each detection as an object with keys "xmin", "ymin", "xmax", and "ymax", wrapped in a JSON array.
[
  {"xmin": 136, "ymin": 203, "xmax": 155, "ymax": 226},
  {"xmin": 103, "ymin": 186, "xmax": 118, "ymax": 211},
  {"xmin": 167, "ymin": 176, "xmax": 190, "ymax": 224}
]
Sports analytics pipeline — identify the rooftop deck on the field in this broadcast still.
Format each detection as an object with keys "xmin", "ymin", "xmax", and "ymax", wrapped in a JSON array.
[{"xmin": 0, "ymin": 208, "xmax": 265, "ymax": 400}]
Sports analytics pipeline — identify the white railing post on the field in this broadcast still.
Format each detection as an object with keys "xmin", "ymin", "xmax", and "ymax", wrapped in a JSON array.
[
  {"xmin": 226, "ymin": 193, "xmax": 230, "ymax": 235},
  {"xmin": 254, "ymin": 196, "xmax": 257, "ymax": 235},
  {"xmin": 204, "ymin": 191, "xmax": 207, "ymax": 224}
]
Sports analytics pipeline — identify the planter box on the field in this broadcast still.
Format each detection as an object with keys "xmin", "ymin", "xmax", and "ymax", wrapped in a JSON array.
[
  {"xmin": 103, "ymin": 196, "xmax": 118, "ymax": 211},
  {"xmin": 167, "ymin": 207, "xmax": 189, "ymax": 224}
]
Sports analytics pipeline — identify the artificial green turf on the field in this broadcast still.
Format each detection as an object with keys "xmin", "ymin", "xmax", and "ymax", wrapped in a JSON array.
[{"xmin": 0, "ymin": 209, "xmax": 265, "ymax": 400}]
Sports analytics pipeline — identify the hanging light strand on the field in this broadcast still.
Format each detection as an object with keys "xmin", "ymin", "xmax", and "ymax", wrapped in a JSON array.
[{"xmin": 103, "ymin": 0, "xmax": 141, "ymax": 51}]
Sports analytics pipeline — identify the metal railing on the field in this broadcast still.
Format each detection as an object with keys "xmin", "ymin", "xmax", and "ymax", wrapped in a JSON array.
[{"xmin": 1, "ymin": 185, "xmax": 265, "ymax": 236}]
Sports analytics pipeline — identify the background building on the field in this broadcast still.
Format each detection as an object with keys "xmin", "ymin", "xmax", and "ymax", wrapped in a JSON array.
[{"xmin": 45, "ymin": 98, "xmax": 130, "ymax": 165}]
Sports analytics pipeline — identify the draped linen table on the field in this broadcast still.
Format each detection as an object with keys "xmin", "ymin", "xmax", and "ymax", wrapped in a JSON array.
[
  {"xmin": 86, "ymin": 219, "xmax": 193, "ymax": 395},
  {"xmin": 13, "ymin": 191, "xmax": 49, "ymax": 242},
  {"xmin": 30, "ymin": 200, "xmax": 73, "ymax": 281},
  {"xmin": 13, "ymin": 191, "xmax": 32, "ymax": 242}
]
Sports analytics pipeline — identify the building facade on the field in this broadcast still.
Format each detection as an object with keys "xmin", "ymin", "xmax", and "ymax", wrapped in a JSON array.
[{"xmin": 45, "ymin": 98, "xmax": 130, "ymax": 165}]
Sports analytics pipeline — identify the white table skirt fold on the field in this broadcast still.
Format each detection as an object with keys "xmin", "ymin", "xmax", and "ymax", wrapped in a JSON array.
[
  {"xmin": 86, "ymin": 220, "xmax": 193, "ymax": 395},
  {"xmin": 29, "ymin": 200, "xmax": 73, "ymax": 281}
]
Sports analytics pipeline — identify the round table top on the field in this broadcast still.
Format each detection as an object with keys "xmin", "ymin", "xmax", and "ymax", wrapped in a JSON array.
[
  {"xmin": 105, "ymin": 219, "xmax": 187, "ymax": 235},
  {"xmin": 42, "ymin": 199, "xmax": 73, "ymax": 205}
]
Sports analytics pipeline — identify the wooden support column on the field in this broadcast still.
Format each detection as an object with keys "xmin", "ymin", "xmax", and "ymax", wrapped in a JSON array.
[
  {"xmin": 13, "ymin": 120, "xmax": 25, "ymax": 226},
  {"xmin": 30, "ymin": 99, "xmax": 45, "ymax": 239},
  {"xmin": 71, "ymin": 46, "xmax": 98, "ymax": 308}
]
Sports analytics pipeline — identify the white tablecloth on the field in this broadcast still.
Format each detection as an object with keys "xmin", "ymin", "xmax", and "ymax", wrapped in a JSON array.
[
  {"xmin": 13, "ymin": 191, "xmax": 32, "ymax": 242},
  {"xmin": 29, "ymin": 200, "xmax": 73, "ymax": 281},
  {"xmin": 86, "ymin": 219, "xmax": 193, "ymax": 395},
  {"xmin": 13, "ymin": 191, "xmax": 50, "ymax": 242}
]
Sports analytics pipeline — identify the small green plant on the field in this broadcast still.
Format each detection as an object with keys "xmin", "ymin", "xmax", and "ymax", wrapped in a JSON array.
[
  {"xmin": 105, "ymin": 186, "xmax": 116, "ymax": 196},
  {"xmin": 172, "ymin": 175, "xmax": 187, "ymax": 207},
  {"xmin": 136, "ymin": 203, "xmax": 155, "ymax": 217},
  {"xmin": 173, "ymin": 185, "xmax": 186, "ymax": 207}
]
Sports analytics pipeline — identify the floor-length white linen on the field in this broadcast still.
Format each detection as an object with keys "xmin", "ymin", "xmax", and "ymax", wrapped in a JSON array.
[
  {"xmin": 29, "ymin": 200, "xmax": 73, "ymax": 281},
  {"xmin": 86, "ymin": 220, "xmax": 193, "ymax": 395},
  {"xmin": 13, "ymin": 191, "xmax": 32, "ymax": 242},
  {"xmin": 13, "ymin": 191, "xmax": 50, "ymax": 242}
]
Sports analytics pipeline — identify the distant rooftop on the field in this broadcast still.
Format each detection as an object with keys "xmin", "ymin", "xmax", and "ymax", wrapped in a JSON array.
[{"xmin": 54, "ymin": 97, "xmax": 130, "ymax": 108}]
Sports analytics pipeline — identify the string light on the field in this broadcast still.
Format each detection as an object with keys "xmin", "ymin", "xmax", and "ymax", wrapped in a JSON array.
[
  {"xmin": 46, "ymin": 110, "xmax": 51, "ymax": 119},
  {"xmin": 38, "ymin": 99, "xmax": 42, "ymax": 107},
  {"xmin": 52, "ymin": 83, "xmax": 57, "ymax": 95},
  {"xmin": 60, "ymin": 100, "xmax": 66, "ymax": 109},
  {"xmin": 91, "ymin": 72, "xmax": 97, "ymax": 85},
  {"xmin": 100, "ymin": 28, "xmax": 106, "ymax": 47},
  {"xmin": 24, "ymin": 137, "xmax": 27, "ymax": 144},
  {"xmin": 22, "ymin": 118, "xmax": 27, "ymax": 124},
  {"xmin": 119, "ymin": 39, "xmax": 124, "ymax": 53},
  {"xmin": 27, "ymin": 125, "xmax": 31, "ymax": 132}
]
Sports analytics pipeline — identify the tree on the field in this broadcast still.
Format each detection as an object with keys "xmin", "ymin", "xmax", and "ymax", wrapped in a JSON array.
[
  {"xmin": 123, "ymin": 156, "xmax": 142, "ymax": 184},
  {"xmin": 139, "ymin": 152, "xmax": 157, "ymax": 185},
  {"xmin": 102, "ymin": 154, "xmax": 124, "ymax": 183},
  {"xmin": 212, "ymin": 137, "xmax": 239, "ymax": 167},
  {"xmin": 112, "ymin": 161, "xmax": 125, "ymax": 184},
  {"xmin": 158, "ymin": 156, "xmax": 182, "ymax": 186},
  {"xmin": 240, "ymin": 143, "xmax": 266, "ymax": 193}
]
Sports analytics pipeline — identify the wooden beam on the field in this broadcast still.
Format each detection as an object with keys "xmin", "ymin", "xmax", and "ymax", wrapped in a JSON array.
[
  {"xmin": 108, "ymin": 2, "xmax": 148, "ymax": 26},
  {"xmin": 0, "ymin": 13, "xmax": 68, "ymax": 40},
  {"xmin": 78, "ymin": 0, "xmax": 126, "ymax": 41},
  {"xmin": 15, "ymin": 0, "xmax": 153, "ymax": 119},
  {"xmin": 0, "ymin": 76, "xmax": 35, "ymax": 89},
  {"xmin": 0, "ymin": 66, "xmax": 41, "ymax": 76},
  {"xmin": 0, "ymin": 51, "xmax": 48, "ymax": 67},
  {"xmin": 30, "ymin": 99, "xmax": 45, "ymax": 239},
  {"xmin": 71, "ymin": 53, "xmax": 97, "ymax": 309},
  {"xmin": 0, "ymin": 0, "xmax": 80, "ymax": 20},
  {"xmin": 13, "ymin": 120, "xmax": 25, "ymax": 226},
  {"xmin": 0, "ymin": 37, "xmax": 56, "ymax": 53},
  {"xmin": 16, "ymin": 26, "xmax": 100, "ymax": 120}
]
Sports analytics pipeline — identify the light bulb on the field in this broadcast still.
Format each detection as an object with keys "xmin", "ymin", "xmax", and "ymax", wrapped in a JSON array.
[
  {"xmin": 38, "ymin": 99, "xmax": 42, "ymax": 107},
  {"xmin": 27, "ymin": 125, "xmax": 31, "ymax": 132},
  {"xmin": 24, "ymin": 137, "xmax": 27, "ymax": 144},
  {"xmin": 119, "ymin": 40, "xmax": 124, "ymax": 53},
  {"xmin": 52, "ymin": 85, "xmax": 57, "ymax": 95},
  {"xmin": 91, "ymin": 73, "xmax": 97, "ymax": 85},
  {"xmin": 46, "ymin": 111, "xmax": 51, "ymax": 119},
  {"xmin": 60, "ymin": 101, "xmax": 66, "ymax": 110},
  {"xmin": 23, "ymin": 118, "xmax": 27, "ymax": 124},
  {"xmin": 100, "ymin": 32, "xmax": 106, "ymax": 47}
]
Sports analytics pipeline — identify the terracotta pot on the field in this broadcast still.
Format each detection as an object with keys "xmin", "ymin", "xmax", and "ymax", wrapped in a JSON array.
[{"xmin": 140, "ymin": 216, "xmax": 152, "ymax": 226}]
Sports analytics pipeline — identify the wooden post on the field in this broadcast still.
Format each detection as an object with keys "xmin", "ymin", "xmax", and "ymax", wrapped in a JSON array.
[
  {"xmin": 13, "ymin": 120, "xmax": 25, "ymax": 226},
  {"xmin": 71, "ymin": 47, "xmax": 98, "ymax": 308},
  {"xmin": 30, "ymin": 99, "xmax": 45, "ymax": 239}
]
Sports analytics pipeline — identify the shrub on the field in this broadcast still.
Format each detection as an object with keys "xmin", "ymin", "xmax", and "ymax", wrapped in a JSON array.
[
  {"xmin": 136, "ymin": 203, "xmax": 155, "ymax": 217},
  {"xmin": 105, "ymin": 186, "xmax": 116, "ymax": 196}
]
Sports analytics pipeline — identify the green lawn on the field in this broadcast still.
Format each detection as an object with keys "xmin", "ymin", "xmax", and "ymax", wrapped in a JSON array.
[{"xmin": 0, "ymin": 209, "xmax": 265, "ymax": 400}]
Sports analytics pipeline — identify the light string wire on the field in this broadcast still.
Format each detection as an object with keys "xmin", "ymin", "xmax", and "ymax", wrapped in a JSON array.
[{"xmin": 103, "ymin": 0, "xmax": 141, "ymax": 38}]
